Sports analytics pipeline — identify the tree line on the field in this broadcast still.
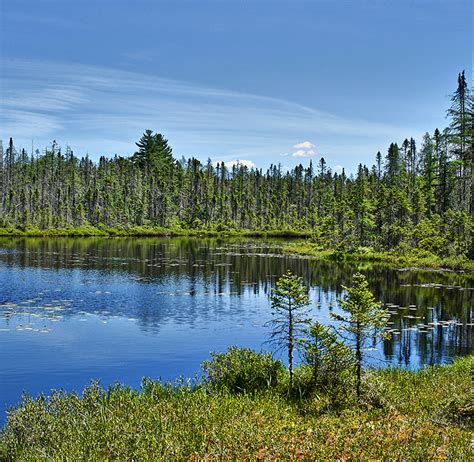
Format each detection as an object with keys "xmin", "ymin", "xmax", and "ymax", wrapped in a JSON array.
[{"xmin": 0, "ymin": 72, "xmax": 472, "ymax": 257}]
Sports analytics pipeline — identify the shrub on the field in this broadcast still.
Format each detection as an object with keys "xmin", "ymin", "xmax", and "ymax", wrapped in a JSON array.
[
  {"xmin": 276, "ymin": 365, "xmax": 314, "ymax": 400},
  {"xmin": 299, "ymin": 321, "xmax": 354, "ymax": 402},
  {"xmin": 201, "ymin": 347, "xmax": 284, "ymax": 393}
]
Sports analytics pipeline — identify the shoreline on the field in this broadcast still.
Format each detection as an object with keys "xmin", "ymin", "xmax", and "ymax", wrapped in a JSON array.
[
  {"xmin": 0, "ymin": 226, "xmax": 472, "ymax": 272},
  {"xmin": 0, "ymin": 225, "xmax": 310, "ymax": 239},
  {"xmin": 283, "ymin": 242, "xmax": 474, "ymax": 273}
]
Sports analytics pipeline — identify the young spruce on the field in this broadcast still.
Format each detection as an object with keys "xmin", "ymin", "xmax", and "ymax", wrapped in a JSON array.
[
  {"xmin": 269, "ymin": 271, "xmax": 310, "ymax": 388},
  {"xmin": 331, "ymin": 272, "xmax": 390, "ymax": 401}
]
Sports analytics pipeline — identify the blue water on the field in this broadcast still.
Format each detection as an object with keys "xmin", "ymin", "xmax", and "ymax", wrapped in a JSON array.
[{"xmin": 0, "ymin": 237, "xmax": 472, "ymax": 423}]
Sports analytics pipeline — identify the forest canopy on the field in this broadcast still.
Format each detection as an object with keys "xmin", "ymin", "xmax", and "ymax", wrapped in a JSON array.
[{"xmin": 0, "ymin": 72, "xmax": 472, "ymax": 259}]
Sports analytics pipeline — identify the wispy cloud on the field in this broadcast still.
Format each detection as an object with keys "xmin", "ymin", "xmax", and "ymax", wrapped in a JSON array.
[
  {"xmin": 0, "ymin": 59, "xmax": 413, "ymax": 169},
  {"xmin": 293, "ymin": 149, "xmax": 316, "ymax": 158},
  {"xmin": 1, "ymin": 11, "xmax": 84, "ymax": 29},
  {"xmin": 292, "ymin": 141, "xmax": 317, "ymax": 158},
  {"xmin": 293, "ymin": 141, "xmax": 315, "ymax": 150}
]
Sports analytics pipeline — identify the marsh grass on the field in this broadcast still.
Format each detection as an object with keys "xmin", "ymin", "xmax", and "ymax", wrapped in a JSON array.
[
  {"xmin": 0, "ymin": 225, "xmax": 309, "ymax": 239},
  {"xmin": 1, "ymin": 356, "xmax": 472, "ymax": 461},
  {"xmin": 285, "ymin": 242, "xmax": 474, "ymax": 272}
]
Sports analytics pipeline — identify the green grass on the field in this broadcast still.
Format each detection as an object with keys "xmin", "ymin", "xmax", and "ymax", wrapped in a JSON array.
[
  {"xmin": 0, "ymin": 225, "xmax": 310, "ymax": 239},
  {"xmin": 1, "ymin": 356, "xmax": 472, "ymax": 461},
  {"xmin": 284, "ymin": 242, "xmax": 474, "ymax": 272}
]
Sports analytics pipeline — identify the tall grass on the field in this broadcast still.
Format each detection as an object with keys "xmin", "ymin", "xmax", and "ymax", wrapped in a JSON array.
[{"xmin": 1, "ymin": 356, "xmax": 472, "ymax": 461}]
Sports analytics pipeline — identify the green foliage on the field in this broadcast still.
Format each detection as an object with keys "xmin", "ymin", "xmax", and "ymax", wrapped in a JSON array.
[
  {"xmin": 412, "ymin": 215, "xmax": 447, "ymax": 255},
  {"xmin": 439, "ymin": 393, "xmax": 474, "ymax": 427},
  {"xmin": 131, "ymin": 130, "xmax": 174, "ymax": 171},
  {"xmin": 285, "ymin": 241, "xmax": 474, "ymax": 271},
  {"xmin": 269, "ymin": 271, "xmax": 310, "ymax": 387},
  {"xmin": 275, "ymin": 364, "xmax": 315, "ymax": 400},
  {"xmin": 299, "ymin": 321, "xmax": 354, "ymax": 400},
  {"xmin": 201, "ymin": 347, "xmax": 284, "ymax": 393},
  {"xmin": 333, "ymin": 273, "xmax": 390, "ymax": 339}
]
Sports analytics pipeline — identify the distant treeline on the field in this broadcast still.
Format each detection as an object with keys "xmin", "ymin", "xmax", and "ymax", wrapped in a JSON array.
[{"xmin": 0, "ymin": 72, "xmax": 472, "ymax": 257}]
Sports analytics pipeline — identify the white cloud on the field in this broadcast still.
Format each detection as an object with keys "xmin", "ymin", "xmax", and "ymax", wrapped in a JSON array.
[
  {"xmin": 292, "ymin": 141, "xmax": 317, "ymax": 158},
  {"xmin": 293, "ymin": 141, "xmax": 315, "ymax": 150},
  {"xmin": 292, "ymin": 149, "xmax": 316, "ymax": 158},
  {"xmin": 333, "ymin": 164, "xmax": 344, "ymax": 174},
  {"xmin": 292, "ymin": 150, "xmax": 306, "ymax": 157}
]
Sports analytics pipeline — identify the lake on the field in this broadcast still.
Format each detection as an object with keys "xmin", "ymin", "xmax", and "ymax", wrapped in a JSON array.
[{"xmin": 0, "ymin": 237, "xmax": 472, "ymax": 421}]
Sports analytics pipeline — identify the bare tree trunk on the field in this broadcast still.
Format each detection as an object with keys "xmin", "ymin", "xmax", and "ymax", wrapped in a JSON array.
[
  {"xmin": 288, "ymin": 297, "xmax": 293, "ymax": 388},
  {"xmin": 356, "ymin": 326, "xmax": 361, "ymax": 402}
]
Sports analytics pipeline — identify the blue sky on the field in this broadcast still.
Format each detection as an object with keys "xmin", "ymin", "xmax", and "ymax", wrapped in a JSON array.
[{"xmin": 0, "ymin": 0, "xmax": 472, "ymax": 172}]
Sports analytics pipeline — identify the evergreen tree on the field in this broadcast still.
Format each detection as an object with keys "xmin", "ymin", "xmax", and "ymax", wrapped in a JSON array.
[
  {"xmin": 419, "ymin": 132, "xmax": 437, "ymax": 217},
  {"xmin": 447, "ymin": 71, "xmax": 473, "ymax": 212},
  {"xmin": 331, "ymin": 273, "xmax": 390, "ymax": 401},
  {"xmin": 268, "ymin": 271, "xmax": 310, "ymax": 388}
]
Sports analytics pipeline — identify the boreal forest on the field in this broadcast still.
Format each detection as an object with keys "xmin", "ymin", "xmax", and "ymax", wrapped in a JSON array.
[{"xmin": 0, "ymin": 72, "xmax": 472, "ymax": 259}]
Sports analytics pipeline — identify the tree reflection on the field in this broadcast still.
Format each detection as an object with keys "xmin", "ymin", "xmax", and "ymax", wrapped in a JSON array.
[{"xmin": 0, "ymin": 237, "xmax": 472, "ymax": 367}]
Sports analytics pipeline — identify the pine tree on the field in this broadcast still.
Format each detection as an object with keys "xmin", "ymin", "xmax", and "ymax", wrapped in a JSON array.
[
  {"xmin": 419, "ymin": 132, "xmax": 437, "ymax": 217},
  {"xmin": 268, "ymin": 271, "xmax": 310, "ymax": 388},
  {"xmin": 447, "ymin": 71, "xmax": 472, "ymax": 212},
  {"xmin": 331, "ymin": 273, "xmax": 390, "ymax": 401}
]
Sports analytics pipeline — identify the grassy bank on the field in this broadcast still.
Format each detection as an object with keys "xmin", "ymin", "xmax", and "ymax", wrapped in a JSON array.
[
  {"xmin": 0, "ymin": 225, "xmax": 309, "ymax": 239},
  {"xmin": 1, "ymin": 356, "xmax": 472, "ymax": 461},
  {"xmin": 0, "ymin": 225, "xmax": 472, "ymax": 271},
  {"xmin": 284, "ymin": 242, "xmax": 474, "ymax": 272}
]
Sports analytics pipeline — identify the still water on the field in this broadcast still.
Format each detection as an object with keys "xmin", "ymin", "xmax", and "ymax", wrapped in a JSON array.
[{"xmin": 0, "ymin": 237, "xmax": 472, "ymax": 418}]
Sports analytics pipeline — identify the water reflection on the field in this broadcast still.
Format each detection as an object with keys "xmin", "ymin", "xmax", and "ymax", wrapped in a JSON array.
[{"xmin": 0, "ymin": 237, "xmax": 472, "ymax": 370}]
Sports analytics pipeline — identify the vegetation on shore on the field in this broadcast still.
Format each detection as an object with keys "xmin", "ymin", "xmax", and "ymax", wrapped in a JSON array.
[
  {"xmin": 284, "ymin": 241, "xmax": 474, "ymax": 272},
  {"xmin": 1, "ymin": 354, "xmax": 472, "ymax": 461},
  {"xmin": 0, "ymin": 224, "xmax": 309, "ymax": 238},
  {"xmin": 0, "ymin": 224, "xmax": 472, "ymax": 271}
]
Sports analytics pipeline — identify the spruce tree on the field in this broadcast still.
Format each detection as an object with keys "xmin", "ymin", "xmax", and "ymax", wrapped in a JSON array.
[
  {"xmin": 331, "ymin": 273, "xmax": 390, "ymax": 401},
  {"xmin": 269, "ymin": 271, "xmax": 310, "ymax": 388}
]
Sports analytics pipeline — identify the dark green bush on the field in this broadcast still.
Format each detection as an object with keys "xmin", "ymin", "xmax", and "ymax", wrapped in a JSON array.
[
  {"xmin": 276, "ymin": 365, "xmax": 313, "ymax": 400},
  {"xmin": 298, "ymin": 321, "xmax": 354, "ymax": 402},
  {"xmin": 201, "ymin": 347, "xmax": 284, "ymax": 393}
]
